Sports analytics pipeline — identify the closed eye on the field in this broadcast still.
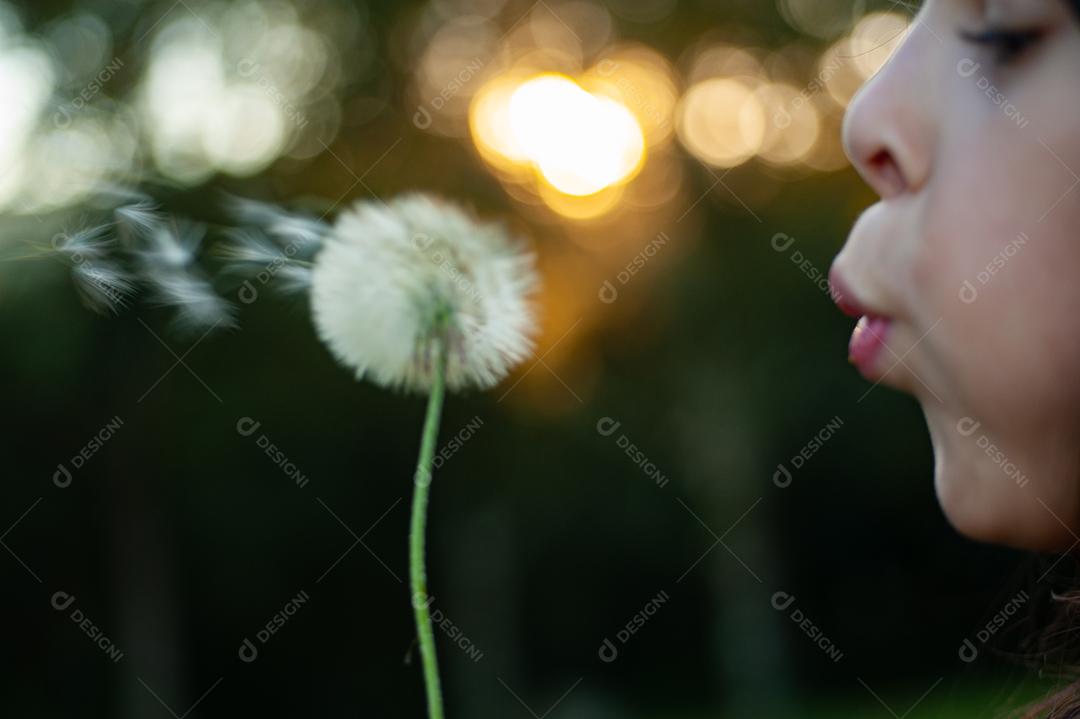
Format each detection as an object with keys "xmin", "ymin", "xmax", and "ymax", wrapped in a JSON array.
[{"xmin": 959, "ymin": 27, "xmax": 1045, "ymax": 64}]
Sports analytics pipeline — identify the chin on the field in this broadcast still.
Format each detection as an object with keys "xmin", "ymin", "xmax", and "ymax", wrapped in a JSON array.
[{"xmin": 925, "ymin": 403, "xmax": 1080, "ymax": 553}]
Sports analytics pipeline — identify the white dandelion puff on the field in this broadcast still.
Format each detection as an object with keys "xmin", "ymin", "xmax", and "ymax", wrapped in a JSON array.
[{"xmin": 310, "ymin": 193, "xmax": 539, "ymax": 393}]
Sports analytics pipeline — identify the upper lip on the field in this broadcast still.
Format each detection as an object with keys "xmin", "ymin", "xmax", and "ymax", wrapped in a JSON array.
[{"xmin": 828, "ymin": 267, "xmax": 883, "ymax": 319}]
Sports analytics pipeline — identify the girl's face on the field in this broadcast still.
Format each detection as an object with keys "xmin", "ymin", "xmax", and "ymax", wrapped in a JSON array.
[{"xmin": 830, "ymin": 0, "xmax": 1080, "ymax": 550}]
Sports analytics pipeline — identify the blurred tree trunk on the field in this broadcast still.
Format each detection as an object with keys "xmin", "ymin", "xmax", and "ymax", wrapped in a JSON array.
[{"xmin": 107, "ymin": 324, "xmax": 184, "ymax": 719}]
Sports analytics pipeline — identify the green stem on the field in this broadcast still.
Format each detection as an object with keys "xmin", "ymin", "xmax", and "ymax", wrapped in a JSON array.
[{"xmin": 410, "ymin": 337, "xmax": 448, "ymax": 719}]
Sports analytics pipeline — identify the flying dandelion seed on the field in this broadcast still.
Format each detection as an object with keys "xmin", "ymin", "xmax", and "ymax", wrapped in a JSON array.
[
  {"xmin": 140, "ymin": 221, "xmax": 236, "ymax": 332},
  {"xmin": 71, "ymin": 258, "xmax": 136, "ymax": 315},
  {"xmin": 115, "ymin": 200, "xmax": 163, "ymax": 238}
]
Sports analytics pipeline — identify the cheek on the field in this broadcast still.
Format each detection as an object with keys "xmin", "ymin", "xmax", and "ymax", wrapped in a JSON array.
[
  {"xmin": 908, "ymin": 62, "xmax": 1080, "ymax": 549},
  {"xmin": 913, "ymin": 96, "xmax": 1080, "ymax": 429}
]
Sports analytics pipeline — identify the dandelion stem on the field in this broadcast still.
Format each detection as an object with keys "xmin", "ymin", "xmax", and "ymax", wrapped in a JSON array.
[{"xmin": 410, "ymin": 335, "xmax": 448, "ymax": 719}]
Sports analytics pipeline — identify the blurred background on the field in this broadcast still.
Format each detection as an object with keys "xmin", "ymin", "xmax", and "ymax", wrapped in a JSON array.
[{"xmin": 0, "ymin": 0, "xmax": 1064, "ymax": 716}]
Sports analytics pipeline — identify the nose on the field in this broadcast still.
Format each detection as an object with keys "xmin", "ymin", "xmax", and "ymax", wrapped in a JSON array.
[
  {"xmin": 841, "ymin": 24, "xmax": 932, "ymax": 199},
  {"xmin": 831, "ymin": 20, "xmax": 934, "ymax": 316}
]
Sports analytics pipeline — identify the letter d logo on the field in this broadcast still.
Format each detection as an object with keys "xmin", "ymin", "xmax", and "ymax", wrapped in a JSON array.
[
  {"xmin": 236, "ymin": 417, "xmax": 261, "ymax": 437},
  {"xmin": 956, "ymin": 417, "xmax": 981, "ymax": 437},
  {"xmin": 239, "ymin": 638, "xmax": 259, "ymax": 663},
  {"xmin": 596, "ymin": 417, "xmax": 621, "ymax": 437},
  {"xmin": 957, "ymin": 58, "xmax": 981, "ymax": 78},
  {"xmin": 51, "ymin": 591, "xmax": 76, "ymax": 611},
  {"xmin": 770, "ymin": 233, "xmax": 795, "ymax": 252},
  {"xmin": 598, "ymin": 638, "xmax": 618, "ymax": 663},
  {"xmin": 413, "ymin": 106, "xmax": 432, "ymax": 129},
  {"xmin": 771, "ymin": 591, "xmax": 795, "ymax": 611},
  {"xmin": 238, "ymin": 280, "xmax": 259, "ymax": 305},
  {"xmin": 53, "ymin": 463, "xmax": 72, "ymax": 488}
]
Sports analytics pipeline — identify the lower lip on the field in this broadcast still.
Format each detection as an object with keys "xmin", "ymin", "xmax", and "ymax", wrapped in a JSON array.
[{"xmin": 849, "ymin": 316, "xmax": 892, "ymax": 376}]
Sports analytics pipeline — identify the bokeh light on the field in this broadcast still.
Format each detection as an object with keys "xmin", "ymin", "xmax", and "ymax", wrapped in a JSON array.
[
  {"xmin": 470, "ymin": 72, "xmax": 645, "ymax": 198},
  {"xmin": 677, "ymin": 77, "xmax": 765, "ymax": 169}
]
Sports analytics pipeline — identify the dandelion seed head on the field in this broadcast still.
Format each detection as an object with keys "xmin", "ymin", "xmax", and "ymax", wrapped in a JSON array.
[{"xmin": 311, "ymin": 194, "xmax": 539, "ymax": 393}]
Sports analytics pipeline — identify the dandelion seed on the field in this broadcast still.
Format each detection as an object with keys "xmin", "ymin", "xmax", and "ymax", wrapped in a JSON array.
[
  {"xmin": 310, "ymin": 193, "xmax": 539, "ymax": 393},
  {"xmin": 275, "ymin": 264, "xmax": 313, "ymax": 296},
  {"xmin": 140, "ymin": 220, "xmax": 206, "ymax": 270},
  {"xmin": 72, "ymin": 259, "xmax": 135, "ymax": 315},
  {"xmin": 218, "ymin": 228, "xmax": 284, "ymax": 266},
  {"xmin": 145, "ymin": 267, "xmax": 236, "ymax": 333},
  {"xmin": 116, "ymin": 200, "xmax": 163, "ymax": 238},
  {"xmin": 223, "ymin": 193, "xmax": 327, "ymax": 252},
  {"xmin": 223, "ymin": 193, "xmax": 285, "ymax": 227},
  {"xmin": 54, "ymin": 224, "xmax": 114, "ymax": 261},
  {"xmin": 136, "ymin": 220, "xmax": 234, "ymax": 332},
  {"xmin": 268, "ymin": 215, "xmax": 327, "ymax": 251}
]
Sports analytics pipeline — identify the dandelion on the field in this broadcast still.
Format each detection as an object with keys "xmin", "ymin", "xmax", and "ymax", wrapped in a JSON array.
[
  {"xmin": 22, "ymin": 190, "xmax": 539, "ymax": 719},
  {"xmin": 310, "ymin": 193, "xmax": 538, "ymax": 392},
  {"xmin": 310, "ymin": 193, "xmax": 539, "ymax": 719}
]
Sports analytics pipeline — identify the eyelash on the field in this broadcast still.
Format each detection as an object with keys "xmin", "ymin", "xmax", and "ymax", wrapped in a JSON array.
[{"xmin": 960, "ymin": 27, "xmax": 1045, "ymax": 64}]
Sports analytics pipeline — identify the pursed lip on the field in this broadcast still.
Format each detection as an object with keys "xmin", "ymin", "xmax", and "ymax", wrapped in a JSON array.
[
  {"xmin": 828, "ymin": 268, "xmax": 874, "ymax": 318},
  {"xmin": 828, "ymin": 267, "xmax": 894, "ymax": 378}
]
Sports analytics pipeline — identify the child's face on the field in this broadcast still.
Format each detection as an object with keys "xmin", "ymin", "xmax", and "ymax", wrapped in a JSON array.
[{"xmin": 830, "ymin": 0, "xmax": 1080, "ymax": 550}]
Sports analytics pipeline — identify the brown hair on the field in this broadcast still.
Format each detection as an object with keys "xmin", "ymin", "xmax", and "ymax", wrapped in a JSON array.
[{"xmin": 1014, "ymin": 559, "xmax": 1080, "ymax": 718}]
